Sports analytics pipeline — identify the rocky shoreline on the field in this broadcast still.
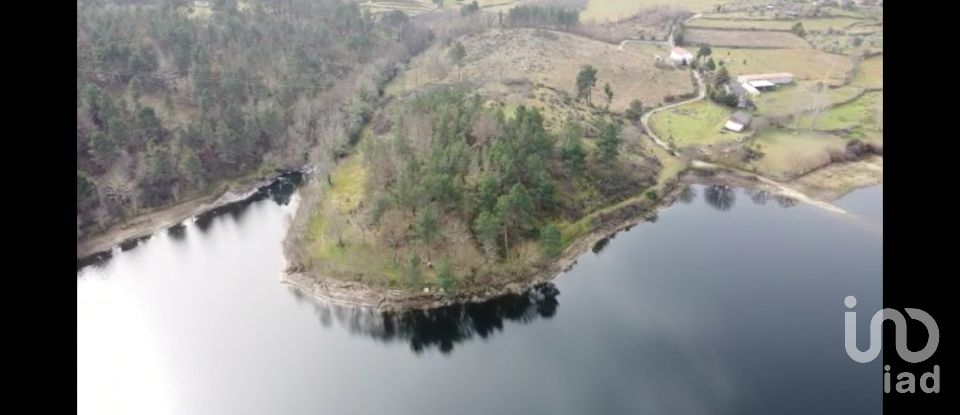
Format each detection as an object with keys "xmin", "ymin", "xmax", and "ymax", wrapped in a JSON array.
[
  {"xmin": 76, "ymin": 155, "xmax": 881, "ymax": 308},
  {"xmin": 280, "ymin": 157, "xmax": 883, "ymax": 311},
  {"xmin": 77, "ymin": 172, "xmax": 293, "ymax": 262},
  {"xmin": 281, "ymin": 173, "xmax": 686, "ymax": 311}
]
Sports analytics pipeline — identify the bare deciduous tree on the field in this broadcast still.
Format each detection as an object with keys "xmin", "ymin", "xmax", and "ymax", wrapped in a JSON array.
[
  {"xmin": 362, "ymin": 136, "xmax": 398, "ymax": 195},
  {"xmin": 100, "ymin": 162, "xmax": 139, "ymax": 217},
  {"xmin": 405, "ymin": 112, "xmax": 434, "ymax": 156},
  {"xmin": 378, "ymin": 209, "xmax": 408, "ymax": 263},
  {"xmin": 470, "ymin": 113, "xmax": 499, "ymax": 148},
  {"xmin": 426, "ymin": 54, "xmax": 448, "ymax": 81}
]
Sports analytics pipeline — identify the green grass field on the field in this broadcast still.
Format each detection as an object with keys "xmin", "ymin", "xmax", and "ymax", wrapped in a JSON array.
[
  {"xmin": 304, "ymin": 155, "xmax": 404, "ymax": 285},
  {"xmin": 713, "ymin": 47, "xmax": 852, "ymax": 84},
  {"xmin": 701, "ymin": 7, "xmax": 871, "ymax": 20},
  {"xmin": 361, "ymin": 0, "xmax": 436, "ymax": 16},
  {"xmin": 753, "ymin": 82, "xmax": 865, "ymax": 118},
  {"xmin": 684, "ymin": 28, "xmax": 810, "ymax": 48},
  {"xmin": 789, "ymin": 91, "xmax": 882, "ymax": 133},
  {"xmin": 581, "ymin": 0, "xmax": 729, "ymax": 22},
  {"xmin": 745, "ymin": 129, "xmax": 847, "ymax": 179},
  {"xmin": 648, "ymin": 100, "xmax": 736, "ymax": 148},
  {"xmin": 847, "ymin": 23, "xmax": 883, "ymax": 35},
  {"xmin": 687, "ymin": 17, "xmax": 866, "ymax": 32},
  {"xmin": 851, "ymin": 56, "xmax": 882, "ymax": 89}
]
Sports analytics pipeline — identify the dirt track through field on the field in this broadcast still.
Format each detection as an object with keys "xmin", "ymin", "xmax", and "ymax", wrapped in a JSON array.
[{"xmin": 634, "ymin": 56, "xmax": 851, "ymax": 216}]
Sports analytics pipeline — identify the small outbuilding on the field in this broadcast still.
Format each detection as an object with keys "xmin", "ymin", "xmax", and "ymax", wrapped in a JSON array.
[{"xmin": 724, "ymin": 111, "xmax": 753, "ymax": 132}]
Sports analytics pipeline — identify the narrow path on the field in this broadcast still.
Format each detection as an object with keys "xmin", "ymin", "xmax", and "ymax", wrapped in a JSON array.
[
  {"xmin": 617, "ymin": 38, "xmax": 665, "ymax": 51},
  {"xmin": 618, "ymin": 12, "xmax": 701, "ymax": 51},
  {"xmin": 640, "ymin": 70, "xmax": 705, "ymax": 151},
  {"xmin": 690, "ymin": 161, "xmax": 849, "ymax": 215},
  {"xmin": 634, "ymin": 61, "xmax": 849, "ymax": 215}
]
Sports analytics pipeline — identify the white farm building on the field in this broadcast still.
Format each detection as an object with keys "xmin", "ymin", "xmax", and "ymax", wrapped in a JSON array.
[
  {"xmin": 736, "ymin": 73, "xmax": 795, "ymax": 85},
  {"xmin": 669, "ymin": 48, "xmax": 694, "ymax": 65}
]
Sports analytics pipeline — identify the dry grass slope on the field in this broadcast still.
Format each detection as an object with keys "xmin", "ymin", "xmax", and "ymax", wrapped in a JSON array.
[{"xmin": 388, "ymin": 28, "xmax": 696, "ymax": 112}]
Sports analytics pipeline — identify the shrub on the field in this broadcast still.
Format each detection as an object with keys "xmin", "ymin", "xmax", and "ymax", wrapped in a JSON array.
[
  {"xmin": 436, "ymin": 258, "xmax": 457, "ymax": 294},
  {"xmin": 539, "ymin": 224, "xmax": 563, "ymax": 257},
  {"xmin": 625, "ymin": 99, "xmax": 644, "ymax": 121}
]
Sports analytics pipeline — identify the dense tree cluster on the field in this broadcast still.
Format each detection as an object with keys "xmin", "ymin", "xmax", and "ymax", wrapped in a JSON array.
[
  {"xmin": 460, "ymin": 1, "xmax": 480, "ymax": 17},
  {"xmin": 76, "ymin": 0, "xmax": 432, "ymax": 239},
  {"xmin": 707, "ymin": 66, "xmax": 737, "ymax": 107},
  {"xmin": 625, "ymin": 99, "xmax": 644, "ymax": 122},
  {"xmin": 506, "ymin": 5, "xmax": 579, "ymax": 31},
  {"xmin": 359, "ymin": 88, "xmax": 633, "ymax": 265}
]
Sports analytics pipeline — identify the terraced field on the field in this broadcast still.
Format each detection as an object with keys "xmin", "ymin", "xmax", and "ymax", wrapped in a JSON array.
[
  {"xmin": 358, "ymin": 0, "xmax": 436, "ymax": 15},
  {"xmin": 684, "ymin": 28, "xmax": 810, "ymax": 48},
  {"xmin": 581, "ymin": 0, "xmax": 730, "ymax": 22},
  {"xmin": 686, "ymin": 17, "xmax": 866, "ymax": 32},
  {"xmin": 851, "ymin": 56, "xmax": 883, "ymax": 89}
]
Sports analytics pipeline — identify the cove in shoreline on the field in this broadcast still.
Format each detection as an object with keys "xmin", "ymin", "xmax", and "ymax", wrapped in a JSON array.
[{"xmin": 77, "ymin": 171, "xmax": 304, "ymax": 267}]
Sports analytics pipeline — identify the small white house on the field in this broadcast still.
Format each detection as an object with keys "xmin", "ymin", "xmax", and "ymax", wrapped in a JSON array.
[
  {"xmin": 669, "ymin": 47, "xmax": 694, "ymax": 65},
  {"xmin": 724, "ymin": 111, "xmax": 753, "ymax": 132}
]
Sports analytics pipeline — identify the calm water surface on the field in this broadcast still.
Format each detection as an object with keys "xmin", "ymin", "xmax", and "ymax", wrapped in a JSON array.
[{"xmin": 77, "ymin": 179, "xmax": 882, "ymax": 415}]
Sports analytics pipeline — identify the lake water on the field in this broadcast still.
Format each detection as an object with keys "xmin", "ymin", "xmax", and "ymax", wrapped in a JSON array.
[{"xmin": 77, "ymin": 178, "xmax": 882, "ymax": 415}]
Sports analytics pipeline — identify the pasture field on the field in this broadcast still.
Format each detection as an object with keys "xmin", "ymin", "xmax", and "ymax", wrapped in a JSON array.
[
  {"xmin": 581, "ymin": 0, "xmax": 729, "ymax": 22},
  {"xmin": 684, "ymin": 28, "xmax": 809, "ymax": 48},
  {"xmin": 744, "ymin": 129, "xmax": 848, "ymax": 180},
  {"xmin": 712, "ymin": 47, "xmax": 852, "ymax": 84},
  {"xmin": 851, "ymin": 56, "xmax": 882, "ymax": 89},
  {"xmin": 753, "ymin": 82, "xmax": 865, "ymax": 118},
  {"xmin": 686, "ymin": 17, "xmax": 865, "ymax": 32},
  {"xmin": 648, "ymin": 100, "xmax": 735, "ymax": 148},
  {"xmin": 789, "ymin": 91, "xmax": 882, "ymax": 133}
]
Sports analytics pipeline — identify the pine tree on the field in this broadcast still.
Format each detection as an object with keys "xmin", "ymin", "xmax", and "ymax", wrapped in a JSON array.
[
  {"xmin": 415, "ymin": 204, "xmax": 440, "ymax": 262},
  {"xmin": 435, "ymin": 258, "xmax": 457, "ymax": 294},
  {"xmin": 576, "ymin": 65, "xmax": 598, "ymax": 105},
  {"xmin": 560, "ymin": 120, "xmax": 586, "ymax": 175},
  {"xmin": 596, "ymin": 120, "xmax": 621, "ymax": 164},
  {"xmin": 604, "ymin": 83, "xmax": 614, "ymax": 108},
  {"xmin": 539, "ymin": 224, "xmax": 562, "ymax": 257}
]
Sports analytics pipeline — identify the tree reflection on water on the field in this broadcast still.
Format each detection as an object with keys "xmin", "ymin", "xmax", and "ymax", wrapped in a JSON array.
[
  {"xmin": 289, "ymin": 283, "xmax": 560, "ymax": 355},
  {"xmin": 704, "ymin": 184, "xmax": 736, "ymax": 211},
  {"xmin": 705, "ymin": 185, "xmax": 798, "ymax": 212}
]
